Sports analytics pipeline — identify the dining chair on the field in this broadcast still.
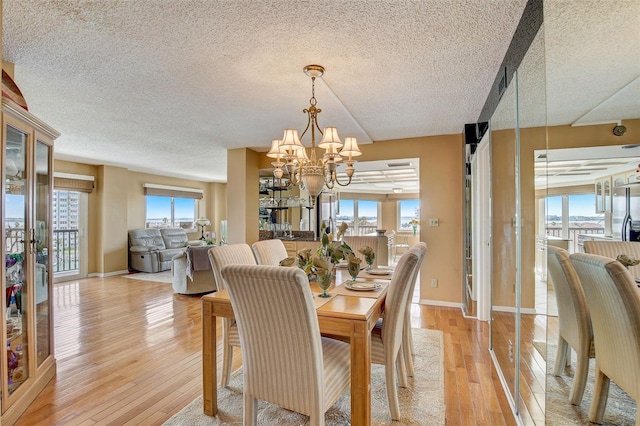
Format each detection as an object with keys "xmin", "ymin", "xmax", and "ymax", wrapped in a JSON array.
[
  {"xmin": 546, "ymin": 245, "xmax": 594, "ymax": 405},
  {"xmin": 343, "ymin": 236, "xmax": 379, "ymax": 268},
  {"xmin": 570, "ymin": 252, "xmax": 640, "ymax": 425},
  {"xmin": 389, "ymin": 230, "xmax": 409, "ymax": 263},
  {"xmin": 401, "ymin": 241, "xmax": 427, "ymax": 378},
  {"xmin": 251, "ymin": 238, "xmax": 289, "ymax": 266},
  {"xmin": 221, "ymin": 264, "xmax": 351, "ymax": 426},
  {"xmin": 372, "ymin": 247, "xmax": 421, "ymax": 420},
  {"xmin": 207, "ymin": 243, "xmax": 257, "ymax": 387},
  {"xmin": 583, "ymin": 240, "xmax": 640, "ymax": 277}
]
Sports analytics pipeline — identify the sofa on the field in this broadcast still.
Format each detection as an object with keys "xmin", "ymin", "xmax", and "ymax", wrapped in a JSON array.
[
  {"xmin": 128, "ymin": 228, "xmax": 203, "ymax": 273},
  {"xmin": 171, "ymin": 245, "xmax": 218, "ymax": 294}
]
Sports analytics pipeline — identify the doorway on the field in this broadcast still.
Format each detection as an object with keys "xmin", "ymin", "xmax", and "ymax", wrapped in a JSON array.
[{"xmin": 53, "ymin": 190, "xmax": 88, "ymax": 282}]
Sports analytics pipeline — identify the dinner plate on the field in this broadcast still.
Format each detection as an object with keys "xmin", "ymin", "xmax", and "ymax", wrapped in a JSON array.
[
  {"xmin": 366, "ymin": 268, "xmax": 393, "ymax": 276},
  {"xmin": 344, "ymin": 281, "xmax": 382, "ymax": 291},
  {"xmin": 335, "ymin": 262, "xmax": 349, "ymax": 269}
]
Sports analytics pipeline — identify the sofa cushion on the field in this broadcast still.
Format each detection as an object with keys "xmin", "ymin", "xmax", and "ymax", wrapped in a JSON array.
[
  {"xmin": 158, "ymin": 247, "xmax": 186, "ymax": 263},
  {"xmin": 128, "ymin": 229, "xmax": 166, "ymax": 249},
  {"xmin": 160, "ymin": 228, "xmax": 189, "ymax": 249}
]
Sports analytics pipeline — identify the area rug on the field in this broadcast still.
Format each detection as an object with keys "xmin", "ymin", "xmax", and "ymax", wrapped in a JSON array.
[
  {"xmin": 122, "ymin": 270, "xmax": 173, "ymax": 283},
  {"xmin": 534, "ymin": 341, "xmax": 636, "ymax": 425},
  {"xmin": 164, "ymin": 328, "xmax": 444, "ymax": 425}
]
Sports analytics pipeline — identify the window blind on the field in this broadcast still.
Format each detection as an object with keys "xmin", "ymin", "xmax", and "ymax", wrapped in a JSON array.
[
  {"xmin": 54, "ymin": 177, "xmax": 94, "ymax": 193},
  {"xmin": 143, "ymin": 184, "xmax": 203, "ymax": 199}
]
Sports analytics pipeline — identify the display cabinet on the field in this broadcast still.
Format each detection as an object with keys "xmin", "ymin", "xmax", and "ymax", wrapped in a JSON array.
[{"xmin": 2, "ymin": 98, "xmax": 59, "ymax": 425}]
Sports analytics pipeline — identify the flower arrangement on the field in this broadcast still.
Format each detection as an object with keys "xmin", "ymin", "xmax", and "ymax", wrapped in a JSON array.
[
  {"xmin": 616, "ymin": 254, "xmax": 640, "ymax": 269},
  {"xmin": 409, "ymin": 218, "xmax": 419, "ymax": 236},
  {"xmin": 358, "ymin": 246, "xmax": 375, "ymax": 269}
]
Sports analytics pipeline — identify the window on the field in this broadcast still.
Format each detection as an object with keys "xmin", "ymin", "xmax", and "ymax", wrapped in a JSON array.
[
  {"xmin": 337, "ymin": 199, "xmax": 379, "ymax": 236},
  {"xmin": 398, "ymin": 199, "xmax": 420, "ymax": 231},
  {"xmin": 145, "ymin": 195, "xmax": 196, "ymax": 229},
  {"xmin": 545, "ymin": 193, "xmax": 604, "ymax": 253}
]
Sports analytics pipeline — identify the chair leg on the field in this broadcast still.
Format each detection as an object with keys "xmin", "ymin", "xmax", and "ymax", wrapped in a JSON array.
[
  {"xmin": 220, "ymin": 344, "xmax": 233, "ymax": 387},
  {"xmin": 553, "ymin": 336, "xmax": 568, "ymax": 376},
  {"xmin": 403, "ymin": 311, "xmax": 415, "ymax": 377},
  {"xmin": 244, "ymin": 393, "xmax": 258, "ymax": 426},
  {"xmin": 397, "ymin": 348, "xmax": 409, "ymax": 388},
  {"xmin": 589, "ymin": 365, "xmax": 610, "ymax": 424},
  {"xmin": 569, "ymin": 348, "xmax": 590, "ymax": 405},
  {"xmin": 310, "ymin": 411, "xmax": 325, "ymax": 426},
  {"xmin": 566, "ymin": 346, "xmax": 572, "ymax": 367},
  {"xmin": 386, "ymin": 356, "xmax": 401, "ymax": 420}
]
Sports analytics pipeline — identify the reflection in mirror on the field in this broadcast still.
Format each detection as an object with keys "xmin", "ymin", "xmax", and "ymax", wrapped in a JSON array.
[
  {"xmin": 543, "ymin": 0, "xmax": 640, "ymax": 424},
  {"xmin": 489, "ymin": 55, "xmax": 519, "ymax": 408}
]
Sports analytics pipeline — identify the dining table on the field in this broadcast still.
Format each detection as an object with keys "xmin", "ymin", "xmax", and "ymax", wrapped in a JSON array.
[{"xmin": 201, "ymin": 267, "xmax": 392, "ymax": 426}]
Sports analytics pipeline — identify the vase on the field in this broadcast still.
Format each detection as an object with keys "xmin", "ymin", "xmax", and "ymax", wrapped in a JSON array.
[{"xmin": 412, "ymin": 225, "xmax": 417, "ymax": 237}]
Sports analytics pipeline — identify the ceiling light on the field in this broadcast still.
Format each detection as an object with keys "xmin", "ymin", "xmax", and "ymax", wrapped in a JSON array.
[
  {"xmin": 393, "ymin": 188, "xmax": 403, "ymax": 193},
  {"xmin": 267, "ymin": 65, "xmax": 361, "ymax": 205}
]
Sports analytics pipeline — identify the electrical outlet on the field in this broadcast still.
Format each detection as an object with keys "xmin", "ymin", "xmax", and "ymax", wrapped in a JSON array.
[
  {"xmin": 431, "ymin": 278, "xmax": 438, "ymax": 288},
  {"xmin": 429, "ymin": 217, "xmax": 439, "ymax": 226}
]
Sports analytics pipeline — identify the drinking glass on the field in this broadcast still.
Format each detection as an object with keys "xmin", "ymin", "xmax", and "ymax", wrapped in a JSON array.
[
  {"xmin": 365, "ymin": 254, "xmax": 375, "ymax": 271},
  {"xmin": 347, "ymin": 262, "xmax": 360, "ymax": 282},
  {"xmin": 316, "ymin": 271, "xmax": 332, "ymax": 298}
]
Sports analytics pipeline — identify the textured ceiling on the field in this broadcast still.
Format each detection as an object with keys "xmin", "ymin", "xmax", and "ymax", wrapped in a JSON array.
[
  {"xmin": 2, "ymin": 0, "xmax": 527, "ymax": 182},
  {"xmin": 2, "ymin": 1, "xmax": 638, "ymax": 185}
]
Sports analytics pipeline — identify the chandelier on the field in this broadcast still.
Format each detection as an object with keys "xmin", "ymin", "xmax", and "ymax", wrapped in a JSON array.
[{"xmin": 267, "ymin": 64, "xmax": 361, "ymax": 205}]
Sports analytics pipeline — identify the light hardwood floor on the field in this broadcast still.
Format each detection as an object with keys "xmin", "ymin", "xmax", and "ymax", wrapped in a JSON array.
[{"xmin": 14, "ymin": 275, "xmax": 516, "ymax": 425}]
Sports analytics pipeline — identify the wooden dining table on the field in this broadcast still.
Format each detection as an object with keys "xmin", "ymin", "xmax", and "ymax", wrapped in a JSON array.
[{"xmin": 201, "ymin": 268, "xmax": 390, "ymax": 426}]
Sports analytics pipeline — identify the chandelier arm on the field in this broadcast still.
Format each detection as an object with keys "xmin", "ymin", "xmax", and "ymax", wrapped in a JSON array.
[{"xmin": 333, "ymin": 173, "xmax": 354, "ymax": 187}]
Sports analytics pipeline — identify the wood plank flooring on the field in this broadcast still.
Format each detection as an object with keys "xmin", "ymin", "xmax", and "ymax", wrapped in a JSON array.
[{"xmin": 14, "ymin": 276, "xmax": 516, "ymax": 425}]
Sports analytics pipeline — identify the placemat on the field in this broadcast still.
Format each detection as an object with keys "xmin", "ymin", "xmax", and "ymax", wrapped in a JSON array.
[
  {"xmin": 331, "ymin": 280, "xmax": 389, "ymax": 298},
  {"xmin": 311, "ymin": 292, "xmax": 335, "ymax": 308}
]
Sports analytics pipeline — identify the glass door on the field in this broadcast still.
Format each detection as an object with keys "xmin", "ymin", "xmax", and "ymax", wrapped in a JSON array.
[
  {"xmin": 4, "ymin": 122, "xmax": 31, "ymax": 396},
  {"xmin": 34, "ymin": 139, "xmax": 52, "ymax": 366}
]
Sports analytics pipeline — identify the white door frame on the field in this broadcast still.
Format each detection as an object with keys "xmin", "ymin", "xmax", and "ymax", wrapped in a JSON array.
[{"xmin": 472, "ymin": 132, "xmax": 492, "ymax": 321}]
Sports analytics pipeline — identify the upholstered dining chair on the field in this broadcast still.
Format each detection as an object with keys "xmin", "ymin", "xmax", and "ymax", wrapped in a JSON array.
[
  {"xmin": 570, "ymin": 252, "xmax": 640, "ymax": 425},
  {"xmin": 343, "ymin": 236, "xmax": 380, "ymax": 268},
  {"xmin": 251, "ymin": 238, "xmax": 289, "ymax": 266},
  {"xmin": 584, "ymin": 240, "xmax": 640, "ymax": 277},
  {"xmin": 220, "ymin": 264, "xmax": 351, "ymax": 426},
  {"xmin": 207, "ymin": 243, "xmax": 257, "ymax": 387},
  {"xmin": 546, "ymin": 245, "xmax": 594, "ymax": 405},
  {"xmin": 401, "ymin": 241, "xmax": 427, "ymax": 378},
  {"xmin": 371, "ymin": 247, "xmax": 421, "ymax": 420}
]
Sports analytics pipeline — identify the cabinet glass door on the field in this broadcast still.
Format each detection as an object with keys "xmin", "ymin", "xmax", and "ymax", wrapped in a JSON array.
[
  {"xmin": 4, "ymin": 123, "xmax": 30, "ymax": 395},
  {"xmin": 35, "ymin": 140, "xmax": 51, "ymax": 365}
]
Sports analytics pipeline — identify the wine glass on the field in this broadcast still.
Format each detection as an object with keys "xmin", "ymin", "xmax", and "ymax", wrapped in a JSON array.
[
  {"xmin": 365, "ymin": 254, "xmax": 375, "ymax": 271},
  {"xmin": 316, "ymin": 271, "xmax": 332, "ymax": 298},
  {"xmin": 347, "ymin": 261, "xmax": 360, "ymax": 282}
]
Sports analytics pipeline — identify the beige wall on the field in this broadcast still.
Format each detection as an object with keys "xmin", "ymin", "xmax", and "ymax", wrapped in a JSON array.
[
  {"xmin": 491, "ymin": 118, "xmax": 640, "ymax": 309},
  {"xmin": 249, "ymin": 134, "xmax": 464, "ymax": 304},
  {"xmin": 54, "ymin": 159, "xmax": 227, "ymax": 275}
]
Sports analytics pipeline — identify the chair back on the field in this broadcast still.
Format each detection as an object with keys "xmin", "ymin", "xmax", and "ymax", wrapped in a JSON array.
[
  {"xmin": 251, "ymin": 239, "xmax": 289, "ymax": 266},
  {"xmin": 547, "ymin": 246, "xmax": 592, "ymax": 352},
  {"xmin": 584, "ymin": 240, "xmax": 640, "ymax": 277},
  {"xmin": 570, "ymin": 252, "xmax": 640, "ymax": 399},
  {"xmin": 383, "ymin": 248, "xmax": 420, "ymax": 359},
  {"xmin": 221, "ymin": 264, "xmax": 324, "ymax": 415},
  {"xmin": 207, "ymin": 244, "xmax": 256, "ymax": 291},
  {"xmin": 343, "ymin": 236, "xmax": 379, "ymax": 267},
  {"xmin": 407, "ymin": 242, "xmax": 427, "ymax": 296}
]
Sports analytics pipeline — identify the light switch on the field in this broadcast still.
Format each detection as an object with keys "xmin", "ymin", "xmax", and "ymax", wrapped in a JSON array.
[{"xmin": 429, "ymin": 218, "xmax": 439, "ymax": 226}]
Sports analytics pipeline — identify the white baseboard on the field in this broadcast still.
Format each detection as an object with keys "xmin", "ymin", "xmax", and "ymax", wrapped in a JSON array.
[
  {"xmin": 492, "ymin": 305, "xmax": 537, "ymax": 315},
  {"xmin": 88, "ymin": 270, "xmax": 129, "ymax": 278},
  {"xmin": 418, "ymin": 299, "xmax": 463, "ymax": 309}
]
